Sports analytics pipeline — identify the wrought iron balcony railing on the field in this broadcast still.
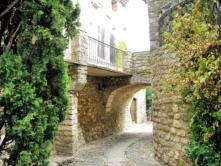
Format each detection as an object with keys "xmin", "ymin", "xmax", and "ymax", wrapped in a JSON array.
[{"xmin": 87, "ymin": 36, "xmax": 125, "ymax": 72}]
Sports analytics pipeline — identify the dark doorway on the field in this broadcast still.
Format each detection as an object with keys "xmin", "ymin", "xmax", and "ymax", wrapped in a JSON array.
[{"xmin": 130, "ymin": 98, "xmax": 137, "ymax": 123}]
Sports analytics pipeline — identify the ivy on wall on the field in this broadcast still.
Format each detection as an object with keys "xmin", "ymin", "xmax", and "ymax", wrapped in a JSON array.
[
  {"xmin": 164, "ymin": 0, "xmax": 221, "ymax": 165},
  {"xmin": 0, "ymin": 0, "xmax": 80, "ymax": 165}
]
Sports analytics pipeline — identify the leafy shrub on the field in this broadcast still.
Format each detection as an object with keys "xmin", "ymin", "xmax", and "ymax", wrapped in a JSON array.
[
  {"xmin": 0, "ymin": 0, "xmax": 80, "ymax": 165},
  {"xmin": 164, "ymin": 0, "xmax": 221, "ymax": 165}
]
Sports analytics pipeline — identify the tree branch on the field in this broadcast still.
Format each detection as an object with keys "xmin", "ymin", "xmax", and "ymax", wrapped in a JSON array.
[
  {"xmin": 0, "ymin": 134, "xmax": 12, "ymax": 152},
  {"xmin": 0, "ymin": 0, "xmax": 20, "ymax": 19},
  {"xmin": 6, "ymin": 23, "xmax": 21, "ymax": 51}
]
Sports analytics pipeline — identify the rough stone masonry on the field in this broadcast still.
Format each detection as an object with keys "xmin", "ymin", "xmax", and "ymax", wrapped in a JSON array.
[
  {"xmin": 0, "ymin": 1, "xmax": 192, "ymax": 166},
  {"xmin": 53, "ymin": 1, "xmax": 192, "ymax": 166}
]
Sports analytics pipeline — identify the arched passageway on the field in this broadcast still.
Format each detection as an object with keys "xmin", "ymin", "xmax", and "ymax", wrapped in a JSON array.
[
  {"xmin": 52, "ymin": 1, "xmax": 192, "ymax": 165},
  {"xmin": 77, "ymin": 75, "xmax": 149, "ymax": 143}
]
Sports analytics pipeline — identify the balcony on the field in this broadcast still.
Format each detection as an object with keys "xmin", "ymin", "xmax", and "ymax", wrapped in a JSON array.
[
  {"xmin": 64, "ymin": 31, "xmax": 132, "ymax": 76},
  {"xmin": 87, "ymin": 36, "xmax": 124, "ymax": 72}
]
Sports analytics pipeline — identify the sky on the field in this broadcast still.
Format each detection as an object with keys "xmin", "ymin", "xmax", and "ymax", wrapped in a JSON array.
[
  {"xmin": 74, "ymin": 0, "xmax": 150, "ymax": 52},
  {"xmin": 115, "ymin": 0, "xmax": 150, "ymax": 52}
]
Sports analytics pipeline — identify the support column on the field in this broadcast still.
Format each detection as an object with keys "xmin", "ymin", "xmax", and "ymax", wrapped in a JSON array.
[
  {"xmin": 151, "ymin": 48, "xmax": 190, "ymax": 166},
  {"xmin": 53, "ymin": 30, "xmax": 88, "ymax": 156},
  {"xmin": 54, "ymin": 91, "xmax": 83, "ymax": 155},
  {"xmin": 53, "ymin": 64, "xmax": 87, "ymax": 156}
]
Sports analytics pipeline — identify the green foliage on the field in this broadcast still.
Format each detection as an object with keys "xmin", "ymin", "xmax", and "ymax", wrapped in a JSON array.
[
  {"xmin": 146, "ymin": 87, "xmax": 152, "ymax": 111},
  {"xmin": 116, "ymin": 41, "xmax": 127, "ymax": 71},
  {"xmin": 0, "ymin": 0, "xmax": 80, "ymax": 165},
  {"xmin": 164, "ymin": 0, "xmax": 221, "ymax": 165}
]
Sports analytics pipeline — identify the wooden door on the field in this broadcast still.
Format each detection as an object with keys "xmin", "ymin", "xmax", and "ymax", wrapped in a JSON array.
[{"xmin": 130, "ymin": 98, "xmax": 137, "ymax": 123}]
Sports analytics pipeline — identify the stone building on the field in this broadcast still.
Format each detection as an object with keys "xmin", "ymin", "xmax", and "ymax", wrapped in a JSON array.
[
  {"xmin": 0, "ymin": 0, "xmax": 193, "ymax": 166},
  {"xmin": 53, "ymin": 0, "xmax": 193, "ymax": 166},
  {"xmin": 54, "ymin": 0, "xmax": 150, "ymax": 157}
]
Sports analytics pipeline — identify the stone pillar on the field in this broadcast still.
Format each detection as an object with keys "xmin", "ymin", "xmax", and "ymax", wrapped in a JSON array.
[
  {"xmin": 64, "ymin": 30, "xmax": 88, "ymax": 65},
  {"xmin": 151, "ymin": 48, "xmax": 190, "ymax": 166},
  {"xmin": 69, "ymin": 65, "xmax": 87, "ymax": 91},
  {"xmin": 53, "ymin": 29, "xmax": 88, "ymax": 156},
  {"xmin": 148, "ymin": 0, "xmax": 161, "ymax": 49},
  {"xmin": 54, "ymin": 91, "xmax": 82, "ymax": 155},
  {"xmin": 53, "ymin": 63, "xmax": 87, "ymax": 155},
  {"xmin": 70, "ymin": 30, "xmax": 88, "ymax": 65}
]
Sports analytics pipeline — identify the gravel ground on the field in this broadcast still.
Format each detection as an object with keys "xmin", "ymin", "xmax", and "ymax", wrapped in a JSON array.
[{"xmin": 50, "ymin": 123, "xmax": 162, "ymax": 166}]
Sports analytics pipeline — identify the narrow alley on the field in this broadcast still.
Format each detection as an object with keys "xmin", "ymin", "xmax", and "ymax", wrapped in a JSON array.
[{"xmin": 51, "ymin": 122, "xmax": 162, "ymax": 166}]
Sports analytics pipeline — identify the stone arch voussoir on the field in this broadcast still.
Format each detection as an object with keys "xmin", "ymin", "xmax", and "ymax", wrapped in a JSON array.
[{"xmin": 105, "ymin": 84, "xmax": 148, "ymax": 113}]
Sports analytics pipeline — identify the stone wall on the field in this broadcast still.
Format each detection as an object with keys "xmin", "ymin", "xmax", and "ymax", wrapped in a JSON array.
[
  {"xmin": 77, "ymin": 76, "xmax": 148, "ymax": 142},
  {"xmin": 132, "ymin": 51, "xmax": 152, "ymax": 84},
  {"xmin": 151, "ymin": 48, "xmax": 190, "ymax": 166},
  {"xmin": 78, "ymin": 76, "xmax": 119, "ymax": 142},
  {"xmin": 148, "ymin": 0, "xmax": 192, "ymax": 49},
  {"xmin": 130, "ymin": 47, "xmax": 190, "ymax": 165},
  {"xmin": 53, "ymin": 1, "xmax": 194, "ymax": 163},
  {"xmin": 158, "ymin": 0, "xmax": 194, "ymax": 46}
]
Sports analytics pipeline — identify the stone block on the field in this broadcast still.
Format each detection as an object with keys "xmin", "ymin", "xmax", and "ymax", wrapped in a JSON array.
[
  {"xmin": 162, "ymin": 154, "xmax": 169, "ymax": 163},
  {"xmin": 55, "ymin": 135, "xmax": 74, "ymax": 144},
  {"xmin": 181, "ymin": 138, "xmax": 188, "ymax": 144},
  {"xmin": 174, "ymin": 143, "xmax": 182, "ymax": 151},
  {"xmin": 59, "ymin": 120, "xmax": 74, "ymax": 126},
  {"xmin": 172, "ymin": 136, "xmax": 180, "ymax": 143},
  {"xmin": 177, "ymin": 129, "xmax": 186, "ymax": 137},
  {"xmin": 174, "ymin": 113, "xmax": 180, "ymax": 120},
  {"xmin": 173, "ymin": 120, "xmax": 184, "ymax": 129},
  {"xmin": 164, "ymin": 133, "xmax": 170, "ymax": 141},
  {"xmin": 58, "ymin": 125, "xmax": 74, "ymax": 131}
]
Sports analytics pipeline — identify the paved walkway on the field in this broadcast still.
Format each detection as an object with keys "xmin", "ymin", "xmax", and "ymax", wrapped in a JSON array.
[{"xmin": 50, "ymin": 122, "xmax": 162, "ymax": 166}]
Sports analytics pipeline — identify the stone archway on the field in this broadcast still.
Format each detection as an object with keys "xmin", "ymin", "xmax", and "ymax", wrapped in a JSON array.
[
  {"xmin": 52, "ymin": 1, "xmax": 192, "ymax": 165},
  {"xmin": 104, "ymin": 84, "xmax": 148, "ymax": 131},
  {"xmin": 77, "ymin": 75, "xmax": 149, "ymax": 142}
]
